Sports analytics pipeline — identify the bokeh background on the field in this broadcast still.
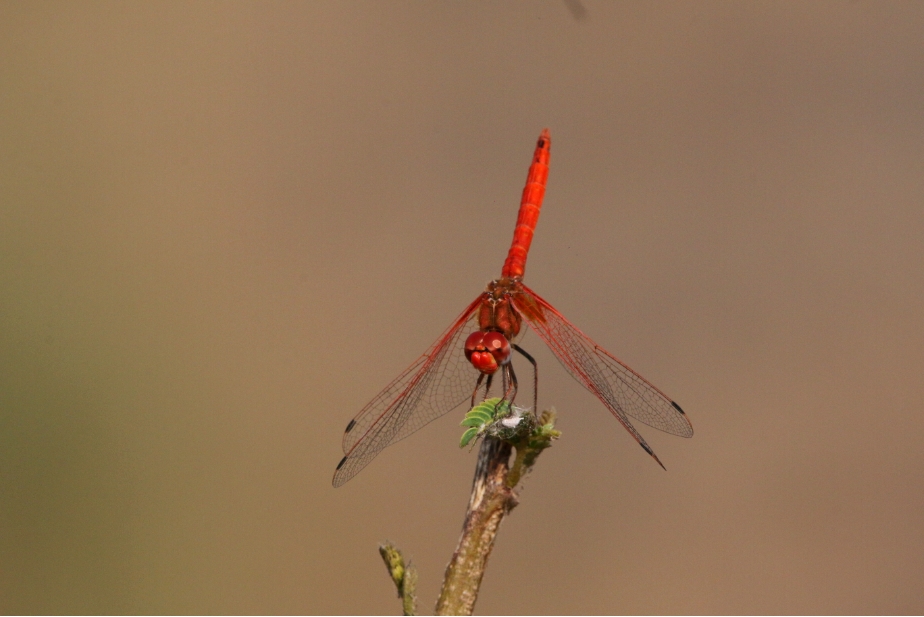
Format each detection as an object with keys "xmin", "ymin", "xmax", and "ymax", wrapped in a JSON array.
[{"xmin": 3, "ymin": 1, "xmax": 923, "ymax": 614}]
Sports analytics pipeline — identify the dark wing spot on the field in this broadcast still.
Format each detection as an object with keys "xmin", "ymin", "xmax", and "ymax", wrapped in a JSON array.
[
  {"xmin": 640, "ymin": 442, "xmax": 653, "ymax": 455},
  {"xmin": 345, "ymin": 419, "xmax": 356, "ymax": 433},
  {"xmin": 336, "ymin": 456, "xmax": 348, "ymax": 470},
  {"xmin": 671, "ymin": 401, "xmax": 686, "ymax": 415}
]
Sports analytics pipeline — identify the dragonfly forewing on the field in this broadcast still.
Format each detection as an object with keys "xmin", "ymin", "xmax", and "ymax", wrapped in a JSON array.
[{"xmin": 334, "ymin": 297, "xmax": 483, "ymax": 487}]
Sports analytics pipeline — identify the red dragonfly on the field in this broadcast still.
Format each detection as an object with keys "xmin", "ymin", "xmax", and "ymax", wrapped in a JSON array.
[{"xmin": 333, "ymin": 129, "xmax": 692, "ymax": 487}]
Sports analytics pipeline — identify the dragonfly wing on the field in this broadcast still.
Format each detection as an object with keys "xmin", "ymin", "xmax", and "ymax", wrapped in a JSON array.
[
  {"xmin": 514, "ymin": 284, "xmax": 692, "ymax": 466},
  {"xmin": 334, "ymin": 296, "xmax": 483, "ymax": 487}
]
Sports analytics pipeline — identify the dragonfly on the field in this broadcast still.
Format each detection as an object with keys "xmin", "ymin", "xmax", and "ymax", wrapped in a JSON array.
[{"xmin": 333, "ymin": 129, "xmax": 692, "ymax": 487}]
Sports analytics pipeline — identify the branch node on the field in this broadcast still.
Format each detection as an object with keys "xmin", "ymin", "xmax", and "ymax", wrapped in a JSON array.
[{"xmin": 379, "ymin": 541, "xmax": 417, "ymax": 616}]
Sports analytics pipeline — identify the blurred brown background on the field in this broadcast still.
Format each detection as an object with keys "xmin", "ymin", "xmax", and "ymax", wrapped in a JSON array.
[{"xmin": 2, "ymin": 1, "xmax": 923, "ymax": 614}]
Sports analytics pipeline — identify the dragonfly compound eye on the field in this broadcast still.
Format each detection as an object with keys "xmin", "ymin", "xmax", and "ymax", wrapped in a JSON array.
[{"xmin": 464, "ymin": 331, "xmax": 511, "ymax": 374}]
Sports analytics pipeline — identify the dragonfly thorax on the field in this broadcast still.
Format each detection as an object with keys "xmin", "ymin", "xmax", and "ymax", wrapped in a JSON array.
[{"xmin": 478, "ymin": 278, "xmax": 523, "ymax": 341}]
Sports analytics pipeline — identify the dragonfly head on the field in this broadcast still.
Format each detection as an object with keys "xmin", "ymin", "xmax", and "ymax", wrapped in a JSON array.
[{"xmin": 464, "ymin": 330, "xmax": 511, "ymax": 374}]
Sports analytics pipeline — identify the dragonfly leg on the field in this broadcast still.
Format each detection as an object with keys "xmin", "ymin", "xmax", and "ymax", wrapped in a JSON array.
[
  {"xmin": 512, "ymin": 344, "xmax": 537, "ymax": 416},
  {"xmin": 500, "ymin": 362, "xmax": 519, "ymax": 406},
  {"xmin": 471, "ymin": 372, "xmax": 487, "ymax": 408}
]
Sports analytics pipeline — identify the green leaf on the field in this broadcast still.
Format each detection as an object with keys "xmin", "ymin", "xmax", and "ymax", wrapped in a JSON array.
[
  {"xmin": 459, "ymin": 398, "xmax": 521, "ymax": 447},
  {"xmin": 471, "ymin": 399, "xmax": 500, "ymax": 416},
  {"xmin": 460, "ymin": 415, "xmax": 488, "ymax": 427},
  {"xmin": 460, "ymin": 427, "xmax": 479, "ymax": 448},
  {"xmin": 491, "ymin": 399, "xmax": 511, "ymax": 417}
]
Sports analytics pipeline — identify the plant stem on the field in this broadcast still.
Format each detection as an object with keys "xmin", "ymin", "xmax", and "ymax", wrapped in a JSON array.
[{"xmin": 435, "ymin": 437, "xmax": 516, "ymax": 615}]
